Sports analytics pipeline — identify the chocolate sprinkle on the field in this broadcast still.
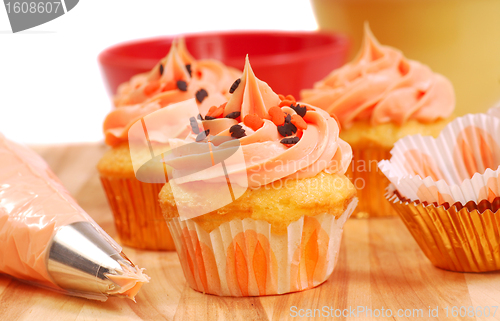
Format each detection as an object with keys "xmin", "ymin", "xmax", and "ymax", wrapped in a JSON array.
[
  {"xmin": 185, "ymin": 64, "xmax": 192, "ymax": 77},
  {"xmin": 197, "ymin": 113, "xmax": 204, "ymax": 121},
  {"xmin": 177, "ymin": 80, "xmax": 188, "ymax": 91},
  {"xmin": 205, "ymin": 115, "xmax": 216, "ymax": 120},
  {"xmin": 284, "ymin": 114, "xmax": 291, "ymax": 123},
  {"xmin": 229, "ymin": 124, "xmax": 246, "ymax": 139},
  {"xmin": 189, "ymin": 117, "xmax": 200, "ymax": 134},
  {"xmin": 280, "ymin": 136, "xmax": 300, "ymax": 145},
  {"xmin": 159, "ymin": 64, "xmax": 164, "ymax": 76},
  {"xmin": 196, "ymin": 129, "xmax": 210, "ymax": 142},
  {"xmin": 229, "ymin": 78, "xmax": 241, "ymax": 94},
  {"xmin": 225, "ymin": 111, "xmax": 241, "ymax": 119},
  {"xmin": 290, "ymin": 103, "xmax": 307, "ymax": 117},
  {"xmin": 196, "ymin": 89, "xmax": 208, "ymax": 103},
  {"xmin": 277, "ymin": 122, "xmax": 297, "ymax": 137}
]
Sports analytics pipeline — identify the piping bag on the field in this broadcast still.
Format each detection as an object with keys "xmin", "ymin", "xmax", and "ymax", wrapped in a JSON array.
[{"xmin": 0, "ymin": 134, "xmax": 150, "ymax": 301}]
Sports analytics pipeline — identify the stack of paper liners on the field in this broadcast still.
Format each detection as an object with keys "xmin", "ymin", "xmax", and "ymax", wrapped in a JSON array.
[
  {"xmin": 379, "ymin": 114, "xmax": 500, "ymax": 206},
  {"xmin": 167, "ymin": 199, "xmax": 357, "ymax": 296},
  {"xmin": 387, "ymin": 191, "xmax": 500, "ymax": 272},
  {"xmin": 379, "ymin": 113, "xmax": 500, "ymax": 272}
]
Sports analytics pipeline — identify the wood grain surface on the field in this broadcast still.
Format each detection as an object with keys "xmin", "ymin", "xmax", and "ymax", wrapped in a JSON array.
[{"xmin": 1, "ymin": 143, "xmax": 499, "ymax": 321}]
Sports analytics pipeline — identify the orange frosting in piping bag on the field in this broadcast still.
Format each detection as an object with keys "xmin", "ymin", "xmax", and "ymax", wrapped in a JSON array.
[
  {"xmin": 165, "ymin": 56, "xmax": 352, "ymax": 189},
  {"xmin": 0, "ymin": 134, "xmax": 149, "ymax": 300},
  {"xmin": 300, "ymin": 24, "xmax": 455, "ymax": 129},
  {"xmin": 106, "ymin": 39, "xmax": 242, "ymax": 147}
]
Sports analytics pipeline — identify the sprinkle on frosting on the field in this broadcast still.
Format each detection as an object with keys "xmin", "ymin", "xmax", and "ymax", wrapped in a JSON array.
[
  {"xmin": 159, "ymin": 64, "xmax": 164, "ymax": 76},
  {"xmin": 229, "ymin": 78, "xmax": 241, "ymax": 94},
  {"xmin": 290, "ymin": 103, "xmax": 307, "ymax": 117},
  {"xmin": 177, "ymin": 80, "xmax": 188, "ymax": 91},
  {"xmin": 229, "ymin": 124, "xmax": 246, "ymax": 139},
  {"xmin": 185, "ymin": 64, "xmax": 192, "ymax": 77},
  {"xmin": 225, "ymin": 111, "xmax": 241, "ymax": 119},
  {"xmin": 197, "ymin": 113, "xmax": 204, "ymax": 121},
  {"xmin": 280, "ymin": 136, "xmax": 300, "ymax": 146},
  {"xmin": 300, "ymin": 23, "xmax": 455, "ymax": 128},
  {"xmin": 268, "ymin": 106, "xmax": 286, "ymax": 126},
  {"xmin": 277, "ymin": 122, "xmax": 297, "ymax": 137},
  {"xmin": 195, "ymin": 89, "xmax": 208, "ymax": 103}
]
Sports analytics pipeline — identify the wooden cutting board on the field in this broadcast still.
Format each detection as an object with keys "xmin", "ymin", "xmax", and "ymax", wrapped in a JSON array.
[{"xmin": 1, "ymin": 143, "xmax": 499, "ymax": 321}]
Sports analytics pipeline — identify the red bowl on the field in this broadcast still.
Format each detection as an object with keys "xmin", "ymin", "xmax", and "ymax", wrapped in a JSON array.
[{"xmin": 98, "ymin": 30, "xmax": 349, "ymax": 99}]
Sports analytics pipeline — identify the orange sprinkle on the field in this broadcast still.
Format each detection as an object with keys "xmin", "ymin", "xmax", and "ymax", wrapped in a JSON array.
[
  {"xmin": 296, "ymin": 129, "xmax": 303, "ymax": 139},
  {"xmin": 278, "ymin": 94, "xmax": 286, "ymax": 100},
  {"xmin": 285, "ymin": 95, "xmax": 296, "ymax": 102},
  {"xmin": 291, "ymin": 114, "xmax": 307, "ymax": 130},
  {"xmin": 331, "ymin": 113, "xmax": 342, "ymax": 133},
  {"xmin": 279, "ymin": 100, "xmax": 295, "ymax": 107},
  {"xmin": 268, "ymin": 106, "xmax": 285, "ymax": 126},
  {"xmin": 244, "ymin": 114, "xmax": 264, "ymax": 131},
  {"xmin": 143, "ymin": 81, "xmax": 160, "ymax": 95}
]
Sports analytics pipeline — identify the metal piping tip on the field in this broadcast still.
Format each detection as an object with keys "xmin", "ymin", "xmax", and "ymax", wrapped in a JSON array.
[{"xmin": 47, "ymin": 221, "xmax": 148, "ymax": 301}]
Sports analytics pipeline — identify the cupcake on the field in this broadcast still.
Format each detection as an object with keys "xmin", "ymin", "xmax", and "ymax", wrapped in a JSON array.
[
  {"xmin": 380, "ymin": 113, "xmax": 500, "ymax": 272},
  {"xmin": 98, "ymin": 40, "xmax": 241, "ymax": 250},
  {"xmin": 158, "ymin": 57, "xmax": 358, "ymax": 296},
  {"xmin": 300, "ymin": 24, "xmax": 455, "ymax": 218}
]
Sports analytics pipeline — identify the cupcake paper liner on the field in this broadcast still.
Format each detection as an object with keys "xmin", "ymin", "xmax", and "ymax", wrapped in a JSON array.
[
  {"xmin": 100, "ymin": 176, "xmax": 175, "ymax": 250},
  {"xmin": 379, "ymin": 114, "xmax": 500, "ymax": 206},
  {"xmin": 347, "ymin": 145, "xmax": 397, "ymax": 218},
  {"xmin": 167, "ymin": 198, "xmax": 358, "ymax": 296},
  {"xmin": 387, "ymin": 191, "xmax": 500, "ymax": 272}
]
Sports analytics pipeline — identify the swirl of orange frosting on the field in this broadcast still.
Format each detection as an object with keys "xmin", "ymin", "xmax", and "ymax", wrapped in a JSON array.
[
  {"xmin": 104, "ymin": 39, "xmax": 242, "ymax": 146},
  {"xmin": 300, "ymin": 24, "xmax": 455, "ymax": 129},
  {"xmin": 165, "ymin": 56, "xmax": 352, "ymax": 188}
]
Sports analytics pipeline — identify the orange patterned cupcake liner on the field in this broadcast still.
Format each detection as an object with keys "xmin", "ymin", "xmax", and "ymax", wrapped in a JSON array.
[
  {"xmin": 167, "ymin": 198, "xmax": 358, "ymax": 296},
  {"xmin": 387, "ymin": 192, "xmax": 500, "ymax": 272},
  {"xmin": 346, "ymin": 145, "xmax": 397, "ymax": 218},
  {"xmin": 100, "ymin": 176, "xmax": 175, "ymax": 251}
]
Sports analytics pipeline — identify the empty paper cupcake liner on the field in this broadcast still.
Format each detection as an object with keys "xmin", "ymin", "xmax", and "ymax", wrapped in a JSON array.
[
  {"xmin": 379, "ymin": 113, "xmax": 500, "ymax": 206},
  {"xmin": 167, "ymin": 198, "xmax": 358, "ymax": 296},
  {"xmin": 100, "ymin": 176, "xmax": 175, "ymax": 251},
  {"xmin": 387, "ymin": 191, "xmax": 500, "ymax": 272}
]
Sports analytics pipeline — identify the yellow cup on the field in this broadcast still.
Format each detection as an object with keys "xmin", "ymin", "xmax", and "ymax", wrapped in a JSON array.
[{"xmin": 311, "ymin": 0, "xmax": 500, "ymax": 116}]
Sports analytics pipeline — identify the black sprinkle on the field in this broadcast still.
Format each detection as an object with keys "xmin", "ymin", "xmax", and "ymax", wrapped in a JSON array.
[
  {"xmin": 277, "ymin": 122, "xmax": 298, "ymax": 137},
  {"xmin": 185, "ymin": 64, "xmax": 192, "ymax": 77},
  {"xmin": 197, "ymin": 113, "xmax": 204, "ymax": 121},
  {"xmin": 159, "ymin": 64, "xmax": 164, "ymax": 76},
  {"xmin": 189, "ymin": 117, "xmax": 200, "ymax": 134},
  {"xmin": 225, "ymin": 111, "xmax": 241, "ymax": 119},
  {"xmin": 205, "ymin": 115, "xmax": 216, "ymax": 120},
  {"xmin": 229, "ymin": 78, "xmax": 241, "ymax": 94},
  {"xmin": 280, "ymin": 136, "xmax": 300, "ymax": 145},
  {"xmin": 177, "ymin": 80, "xmax": 188, "ymax": 91},
  {"xmin": 196, "ymin": 129, "xmax": 210, "ymax": 142},
  {"xmin": 229, "ymin": 124, "xmax": 246, "ymax": 139},
  {"xmin": 284, "ymin": 114, "xmax": 291, "ymax": 123},
  {"xmin": 290, "ymin": 103, "xmax": 307, "ymax": 118},
  {"xmin": 196, "ymin": 89, "xmax": 208, "ymax": 103}
]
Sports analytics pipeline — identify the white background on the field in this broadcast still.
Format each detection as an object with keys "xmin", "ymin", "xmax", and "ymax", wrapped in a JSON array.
[{"xmin": 0, "ymin": 0, "xmax": 317, "ymax": 144}]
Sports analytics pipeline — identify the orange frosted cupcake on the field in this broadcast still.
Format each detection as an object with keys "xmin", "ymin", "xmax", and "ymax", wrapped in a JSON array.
[
  {"xmin": 159, "ymin": 57, "xmax": 357, "ymax": 296},
  {"xmin": 300, "ymin": 25, "xmax": 455, "ymax": 218},
  {"xmin": 98, "ymin": 40, "xmax": 241, "ymax": 250}
]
